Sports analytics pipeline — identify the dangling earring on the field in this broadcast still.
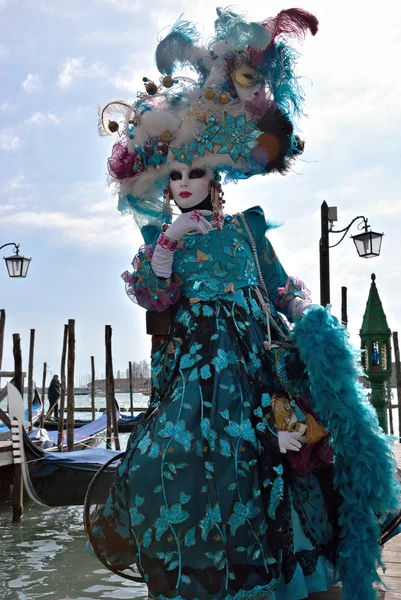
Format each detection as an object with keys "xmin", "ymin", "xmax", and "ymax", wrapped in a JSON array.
[
  {"xmin": 163, "ymin": 186, "xmax": 173, "ymax": 213},
  {"xmin": 210, "ymin": 179, "xmax": 225, "ymax": 230}
]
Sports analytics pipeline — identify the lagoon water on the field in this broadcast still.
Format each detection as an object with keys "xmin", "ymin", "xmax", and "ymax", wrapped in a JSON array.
[
  {"xmin": 0, "ymin": 393, "xmax": 400, "ymax": 599},
  {"xmin": 0, "ymin": 502, "xmax": 148, "ymax": 600},
  {"xmin": 0, "ymin": 393, "xmax": 148, "ymax": 600}
]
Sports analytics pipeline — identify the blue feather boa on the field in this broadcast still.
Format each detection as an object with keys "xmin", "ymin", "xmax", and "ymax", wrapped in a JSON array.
[{"xmin": 293, "ymin": 306, "xmax": 400, "ymax": 600}]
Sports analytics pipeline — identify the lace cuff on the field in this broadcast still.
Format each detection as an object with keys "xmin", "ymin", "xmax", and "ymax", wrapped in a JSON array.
[
  {"xmin": 121, "ymin": 244, "xmax": 180, "ymax": 312},
  {"xmin": 275, "ymin": 276, "xmax": 311, "ymax": 313}
]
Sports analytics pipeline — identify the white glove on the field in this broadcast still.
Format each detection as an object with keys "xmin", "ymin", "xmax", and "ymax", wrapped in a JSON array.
[
  {"xmin": 289, "ymin": 298, "xmax": 320, "ymax": 319},
  {"xmin": 151, "ymin": 210, "xmax": 213, "ymax": 278},
  {"xmin": 151, "ymin": 245, "xmax": 175, "ymax": 278},
  {"xmin": 164, "ymin": 210, "xmax": 213, "ymax": 241},
  {"xmin": 278, "ymin": 431, "xmax": 305, "ymax": 454}
]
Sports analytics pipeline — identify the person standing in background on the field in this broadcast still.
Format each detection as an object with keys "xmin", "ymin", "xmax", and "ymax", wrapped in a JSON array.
[{"xmin": 47, "ymin": 374, "xmax": 60, "ymax": 419}]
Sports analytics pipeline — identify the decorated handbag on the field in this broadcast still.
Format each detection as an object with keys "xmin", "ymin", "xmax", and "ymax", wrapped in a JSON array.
[{"xmin": 239, "ymin": 212, "xmax": 334, "ymax": 476}]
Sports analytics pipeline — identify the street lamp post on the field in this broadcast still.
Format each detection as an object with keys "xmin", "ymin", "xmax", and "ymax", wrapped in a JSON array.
[
  {"xmin": 1, "ymin": 243, "xmax": 32, "ymax": 278},
  {"xmin": 319, "ymin": 201, "xmax": 384, "ymax": 306},
  {"xmin": 319, "ymin": 202, "xmax": 331, "ymax": 307}
]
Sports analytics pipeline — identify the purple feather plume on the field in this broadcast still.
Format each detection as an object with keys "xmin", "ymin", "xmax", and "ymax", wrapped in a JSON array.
[
  {"xmin": 265, "ymin": 8, "xmax": 318, "ymax": 45},
  {"xmin": 244, "ymin": 92, "xmax": 274, "ymax": 118}
]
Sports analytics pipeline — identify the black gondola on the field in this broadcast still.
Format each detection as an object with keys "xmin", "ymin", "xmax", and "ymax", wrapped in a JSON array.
[
  {"xmin": 2, "ymin": 382, "xmax": 127, "ymax": 507},
  {"xmin": 43, "ymin": 411, "xmax": 144, "ymax": 433},
  {"xmin": 22, "ymin": 426, "xmax": 123, "ymax": 506}
]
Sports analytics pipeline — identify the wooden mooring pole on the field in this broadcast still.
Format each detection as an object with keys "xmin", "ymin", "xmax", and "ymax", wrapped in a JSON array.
[
  {"xmin": 67, "ymin": 319, "xmax": 75, "ymax": 452},
  {"xmin": 58, "ymin": 324, "xmax": 68, "ymax": 451},
  {"xmin": 27, "ymin": 329, "xmax": 35, "ymax": 430},
  {"xmin": 393, "ymin": 331, "xmax": 401, "ymax": 442},
  {"xmin": 129, "ymin": 361, "xmax": 134, "ymax": 417},
  {"xmin": 12, "ymin": 334, "xmax": 23, "ymax": 396},
  {"xmin": 387, "ymin": 382, "xmax": 394, "ymax": 436},
  {"xmin": 341, "ymin": 286, "xmax": 348, "ymax": 328},
  {"xmin": 12, "ymin": 333, "xmax": 23, "ymax": 523},
  {"xmin": 91, "ymin": 356, "xmax": 95, "ymax": 422},
  {"xmin": 0, "ymin": 309, "xmax": 5, "ymax": 389},
  {"xmin": 105, "ymin": 327, "xmax": 112, "ymax": 450},
  {"xmin": 105, "ymin": 325, "xmax": 120, "ymax": 451},
  {"xmin": 66, "ymin": 320, "xmax": 75, "ymax": 452},
  {"xmin": 40, "ymin": 362, "xmax": 47, "ymax": 428}
]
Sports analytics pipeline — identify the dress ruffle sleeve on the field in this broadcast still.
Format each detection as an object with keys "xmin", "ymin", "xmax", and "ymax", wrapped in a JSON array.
[
  {"xmin": 275, "ymin": 276, "xmax": 311, "ymax": 313},
  {"xmin": 121, "ymin": 225, "xmax": 180, "ymax": 312},
  {"xmin": 243, "ymin": 206, "xmax": 311, "ymax": 318}
]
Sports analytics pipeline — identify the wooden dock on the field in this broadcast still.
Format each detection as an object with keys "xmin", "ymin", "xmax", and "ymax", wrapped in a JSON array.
[
  {"xmin": 310, "ymin": 442, "xmax": 401, "ymax": 599},
  {"xmin": 0, "ymin": 439, "xmax": 12, "ymax": 467}
]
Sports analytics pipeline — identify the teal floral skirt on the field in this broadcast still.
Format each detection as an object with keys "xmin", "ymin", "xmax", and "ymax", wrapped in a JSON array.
[{"xmin": 88, "ymin": 288, "xmax": 339, "ymax": 599}]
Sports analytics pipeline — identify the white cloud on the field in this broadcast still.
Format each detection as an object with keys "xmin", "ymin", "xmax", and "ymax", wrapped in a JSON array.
[
  {"xmin": 83, "ymin": 197, "xmax": 116, "ymax": 213},
  {"xmin": 0, "ymin": 102, "xmax": 13, "ymax": 112},
  {"xmin": 0, "ymin": 209, "xmax": 135, "ymax": 249},
  {"xmin": 0, "ymin": 131, "xmax": 21, "ymax": 151},
  {"xmin": 40, "ymin": 2, "xmax": 89, "ymax": 19},
  {"xmin": 0, "ymin": 43, "xmax": 9, "ymax": 60},
  {"xmin": 25, "ymin": 112, "xmax": 61, "ymax": 125},
  {"xmin": 4, "ymin": 175, "xmax": 29, "ymax": 191},
  {"xmin": 0, "ymin": 0, "xmax": 8, "ymax": 9},
  {"xmin": 80, "ymin": 30, "xmax": 134, "ymax": 44},
  {"xmin": 93, "ymin": 53, "xmax": 153, "ymax": 93},
  {"xmin": 1, "ymin": 197, "xmax": 29, "ymax": 210},
  {"xmin": 57, "ymin": 57, "xmax": 84, "ymax": 88},
  {"xmin": 56, "ymin": 55, "xmax": 137, "ymax": 91},
  {"xmin": 21, "ymin": 74, "xmax": 41, "ymax": 93},
  {"xmin": 99, "ymin": 0, "xmax": 141, "ymax": 12}
]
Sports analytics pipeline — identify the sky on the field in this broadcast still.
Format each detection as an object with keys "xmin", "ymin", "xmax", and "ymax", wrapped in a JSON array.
[{"xmin": 0, "ymin": 0, "xmax": 400, "ymax": 387}]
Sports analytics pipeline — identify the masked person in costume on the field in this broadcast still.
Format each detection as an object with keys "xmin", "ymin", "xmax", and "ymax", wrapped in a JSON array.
[{"xmin": 86, "ymin": 8, "xmax": 401, "ymax": 600}]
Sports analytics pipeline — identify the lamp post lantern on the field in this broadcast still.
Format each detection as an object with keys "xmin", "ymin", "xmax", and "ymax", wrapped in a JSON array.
[
  {"xmin": 319, "ymin": 201, "xmax": 384, "ymax": 306},
  {"xmin": 1, "ymin": 243, "xmax": 32, "ymax": 278}
]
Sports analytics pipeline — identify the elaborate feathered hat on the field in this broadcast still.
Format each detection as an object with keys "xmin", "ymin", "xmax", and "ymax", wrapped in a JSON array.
[{"xmin": 99, "ymin": 7, "xmax": 318, "ymax": 226}]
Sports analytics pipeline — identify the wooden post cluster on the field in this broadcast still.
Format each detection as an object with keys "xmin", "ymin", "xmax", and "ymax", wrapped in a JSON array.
[
  {"xmin": 66, "ymin": 320, "xmax": 75, "ymax": 452},
  {"xmin": 105, "ymin": 325, "xmax": 120, "ymax": 451},
  {"xmin": 58, "ymin": 324, "xmax": 68, "ymax": 451}
]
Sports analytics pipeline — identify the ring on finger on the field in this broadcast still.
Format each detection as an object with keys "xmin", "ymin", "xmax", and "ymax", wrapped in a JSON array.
[{"xmin": 190, "ymin": 210, "xmax": 203, "ymax": 223}]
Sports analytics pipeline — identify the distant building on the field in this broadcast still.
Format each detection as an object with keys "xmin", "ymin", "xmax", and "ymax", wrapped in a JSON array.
[{"xmin": 87, "ymin": 376, "xmax": 150, "ymax": 393}]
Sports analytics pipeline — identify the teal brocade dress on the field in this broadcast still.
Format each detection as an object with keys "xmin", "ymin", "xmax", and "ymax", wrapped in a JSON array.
[{"xmin": 89, "ymin": 207, "xmax": 340, "ymax": 600}]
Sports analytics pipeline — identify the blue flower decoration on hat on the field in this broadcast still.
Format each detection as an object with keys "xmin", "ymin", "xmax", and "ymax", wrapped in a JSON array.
[
  {"xmin": 208, "ymin": 113, "xmax": 260, "ymax": 162},
  {"xmin": 170, "ymin": 145, "xmax": 199, "ymax": 166}
]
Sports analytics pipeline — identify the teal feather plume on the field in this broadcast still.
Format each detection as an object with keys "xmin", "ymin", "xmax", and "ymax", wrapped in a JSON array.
[
  {"xmin": 155, "ymin": 16, "xmax": 201, "ymax": 76},
  {"xmin": 294, "ymin": 306, "xmax": 400, "ymax": 599},
  {"xmin": 213, "ymin": 7, "xmax": 270, "ymax": 51},
  {"xmin": 118, "ymin": 193, "xmax": 172, "ymax": 227}
]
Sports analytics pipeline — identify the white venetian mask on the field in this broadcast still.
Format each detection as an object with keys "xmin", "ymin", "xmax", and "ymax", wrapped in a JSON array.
[{"xmin": 169, "ymin": 161, "xmax": 213, "ymax": 209}]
